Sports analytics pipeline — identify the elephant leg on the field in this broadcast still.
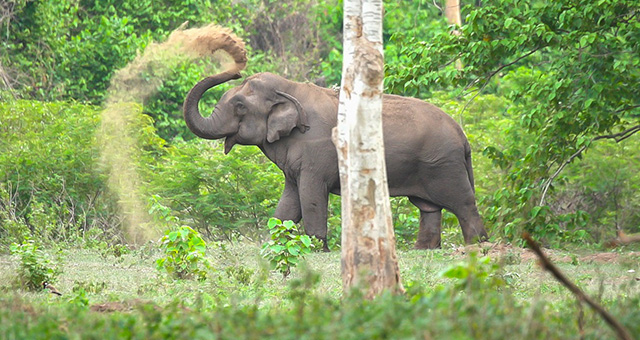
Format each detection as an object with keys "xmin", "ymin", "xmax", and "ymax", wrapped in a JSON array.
[
  {"xmin": 299, "ymin": 176, "xmax": 330, "ymax": 252},
  {"xmin": 450, "ymin": 200, "xmax": 488, "ymax": 245},
  {"xmin": 409, "ymin": 196, "xmax": 443, "ymax": 249},
  {"xmin": 415, "ymin": 210, "xmax": 443, "ymax": 249},
  {"xmin": 274, "ymin": 178, "xmax": 302, "ymax": 223},
  {"xmin": 425, "ymin": 172, "xmax": 488, "ymax": 245}
]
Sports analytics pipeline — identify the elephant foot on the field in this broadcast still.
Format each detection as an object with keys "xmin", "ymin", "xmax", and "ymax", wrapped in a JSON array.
[
  {"xmin": 414, "ymin": 239, "xmax": 441, "ymax": 250},
  {"xmin": 321, "ymin": 239, "xmax": 330, "ymax": 252},
  {"xmin": 463, "ymin": 229, "xmax": 489, "ymax": 245}
]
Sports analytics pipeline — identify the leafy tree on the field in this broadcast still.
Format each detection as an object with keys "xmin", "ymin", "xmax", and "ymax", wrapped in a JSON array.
[{"xmin": 387, "ymin": 0, "xmax": 640, "ymax": 243}]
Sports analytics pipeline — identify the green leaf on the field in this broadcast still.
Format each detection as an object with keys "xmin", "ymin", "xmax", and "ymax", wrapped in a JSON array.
[
  {"xmin": 300, "ymin": 235, "xmax": 312, "ymax": 247},
  {"xmin": 504, "ymin": 17, "xmax": 513, "ymax": 29},
  {"xmin": 268, "ymin": 218, "xmax": 281, "ymax": 229}
]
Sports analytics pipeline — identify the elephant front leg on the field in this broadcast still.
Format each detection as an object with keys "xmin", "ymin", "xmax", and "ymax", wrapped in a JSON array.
[
  {"xmin": 415, "ymin": 210, "xmax": 442, "ymax": 249},
  {"xmin": 274, "ymin": 178, "xmax": 302, "ymax": 223},
  {"xmin": 299, "ymin": 177, "xmax": 330, "ymax": 252}
]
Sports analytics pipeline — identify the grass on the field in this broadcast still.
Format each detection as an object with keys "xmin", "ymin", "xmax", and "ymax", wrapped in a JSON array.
[{"xmin": 0, "ymin": 240, "xmax": 639, "ymax": 339}]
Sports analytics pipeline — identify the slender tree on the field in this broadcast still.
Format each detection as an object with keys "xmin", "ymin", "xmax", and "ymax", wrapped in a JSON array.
[{"xmin": 334, "ymin": 0, "xmax": 404, "ymax": 299}]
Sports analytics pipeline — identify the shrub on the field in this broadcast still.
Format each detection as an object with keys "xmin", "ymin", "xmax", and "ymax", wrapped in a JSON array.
[
  {"xmin": 156, "ymin": 225, "xmax": 210, "ymax": 280},
  {"xmin": 9, "ymin": 239, "xmax": 62, "ymax": 291},
  {"xmin": 261, "ymin": 218, "xmax": 313, "ymax": 278},
  {"xmin": 0, "ymin": 99, "xmax": 120, "ymax": 246},
  {"xmin": 145, "ymin": 140, "xmax": 282, "ymax": 241}
]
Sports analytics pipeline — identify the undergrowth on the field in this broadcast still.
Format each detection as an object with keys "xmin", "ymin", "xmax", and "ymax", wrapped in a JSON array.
[{"xmin": 0, "ymin": 261, "xmax": 638, "ymax": 339}]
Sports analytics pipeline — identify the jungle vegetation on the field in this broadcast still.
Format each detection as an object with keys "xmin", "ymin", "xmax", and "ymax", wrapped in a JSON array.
[{"xmin": 0, "ymin": 0, "xmax": 638, "ymax": 338}]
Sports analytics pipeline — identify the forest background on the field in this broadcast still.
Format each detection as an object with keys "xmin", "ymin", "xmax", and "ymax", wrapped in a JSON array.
[{"xmin": 0, "ymin": 0, "xmax": 639, "ymax": 338}]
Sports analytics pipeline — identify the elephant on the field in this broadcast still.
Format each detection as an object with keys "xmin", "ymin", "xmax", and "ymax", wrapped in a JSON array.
[{"xmin": 183, "ymin": 70, "xmax": 488, "ymax": 251}]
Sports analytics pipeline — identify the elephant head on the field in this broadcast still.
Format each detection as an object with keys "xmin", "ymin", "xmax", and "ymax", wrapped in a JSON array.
[{"xmin": 183, "ymin": 72, "xmax": 310, "ymax": 154}]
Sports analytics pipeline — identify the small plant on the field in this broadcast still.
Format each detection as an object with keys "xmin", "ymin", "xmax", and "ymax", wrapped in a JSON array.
[
  {"xmin": 225, "ymin": 266, "xmax": 254, "ymax": 285},
  {"xmin": 68, "ymin": 288, "xmax": 89, "ymax": 308},
  {"xmin": 156, "ymin": 226, "xmax": 210, "ymax": 280},
  {"xmin": 72, "ymin": 280, "xmax": 107, "ymax": 294},
  {"xmin": 440, "ymin": 253, "xmax": 505, "ymax": 290},
  {"xmin": 261, "ymin": 218, "xmax": 313, "ymax": 278},
  {"xmin": 10, "ymin": 239, "xmax": 62, "ymax": 291}
]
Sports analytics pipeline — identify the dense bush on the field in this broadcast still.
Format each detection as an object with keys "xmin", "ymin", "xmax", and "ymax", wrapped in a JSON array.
[
  {"xmin": 145, "ymin": 139, "xmax": 282, "ymax": 241},
  {"xmin": 0, "ymin": 99, "xmax": 119, "ymax": 246},
  {"xmin": 3, "ymin": 0, "xmax": 639, "ymax": 248}
]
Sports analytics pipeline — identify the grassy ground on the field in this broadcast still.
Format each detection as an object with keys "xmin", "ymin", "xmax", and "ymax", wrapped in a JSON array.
[
  {"xmin": 0, "ymin": 241, "xmax": 638, "ymax": 338},
  {"xmin": 1, "ymin": 241, "xmax": 638, "ymax": 305}
]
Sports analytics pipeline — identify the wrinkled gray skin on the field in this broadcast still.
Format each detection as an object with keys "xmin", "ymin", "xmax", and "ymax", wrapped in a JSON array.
[{"xmin": 184, "ymin": 71, "xmax": 488, "ymax": 251}]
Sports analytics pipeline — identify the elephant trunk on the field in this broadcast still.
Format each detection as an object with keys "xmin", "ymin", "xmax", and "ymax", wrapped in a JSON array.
[{"xmin": 183, "ymin": 71, "xmax": 242, "ymax": 139}]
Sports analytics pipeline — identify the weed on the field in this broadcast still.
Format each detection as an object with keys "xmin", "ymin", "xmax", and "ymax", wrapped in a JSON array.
[
  {"xmin": 225, "ymin": 266, "xmax": 254, "ymax": 285},
  {"xmin": 72, "ymin": 280, "xmax": 107, "ymax": 294},
  {"xmin": 440, "ymin": 252, "xmax": 505, "ymax": 290}
]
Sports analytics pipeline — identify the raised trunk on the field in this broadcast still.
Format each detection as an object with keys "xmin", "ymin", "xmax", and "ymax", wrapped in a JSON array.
[{"xmin": 183, "ymin": 71, "xmax": 241, "ymax": 139}]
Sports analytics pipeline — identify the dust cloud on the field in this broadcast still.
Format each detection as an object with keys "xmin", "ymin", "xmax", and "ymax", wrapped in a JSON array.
[{"xmin": 97, "ymin": 23, "xmax": 247, "ymax": 245}]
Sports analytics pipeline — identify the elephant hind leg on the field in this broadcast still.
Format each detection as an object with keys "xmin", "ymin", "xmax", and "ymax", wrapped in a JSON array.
[
  {"xmin": 409, "ymin": 196, "xmax": 443, "ymax": 249},
  {"xmin": 455, "ymin": 205, "xmax": 488, "ymax": 244}
]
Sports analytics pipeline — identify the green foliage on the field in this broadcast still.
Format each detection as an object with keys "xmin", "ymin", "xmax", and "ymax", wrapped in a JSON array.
[
  {"xmin": 261, "ymin": 218, "xmax": 312, "ymax": 278},
  {"xmin": 156, "ymin": 225, "xmax": 210, "ymax": 280},
  {"xmin": 145, "ymin": 140, "xmax": 282, "ymax": 241},
  {"xmin": 385, "ymin": 0, "xmax": 640, "ymax": 244},
  {"xmin": 0, "ymin": 99, "xmax": 121, "ymax": 246},
  {"xmin": 1, "ymin": 265, "xmax": 638, "ymax": 339},
  {"xmin": 440, "ymin": 253, "xmax": 506, "ymax": 290},
  {"xmin": 9, "ymin": 239, "xmax": 61, "ymax": 291}
]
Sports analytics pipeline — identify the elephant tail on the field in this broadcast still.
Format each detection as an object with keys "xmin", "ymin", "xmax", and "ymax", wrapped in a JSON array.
[{"xmin": 464, "ymin": 139, "xmax": 476, "ymax": 193}]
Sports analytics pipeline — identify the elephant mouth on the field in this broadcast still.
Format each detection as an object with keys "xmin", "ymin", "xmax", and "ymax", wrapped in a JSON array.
[{"xmin": 224, "ymin": 134, "xmax": 238, "ymax": 154}]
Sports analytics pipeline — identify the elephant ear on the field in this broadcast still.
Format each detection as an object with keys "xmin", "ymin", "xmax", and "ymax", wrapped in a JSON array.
[{"xmin": 266, "ymin": 91, "xmax": 310, "ymax": 143}]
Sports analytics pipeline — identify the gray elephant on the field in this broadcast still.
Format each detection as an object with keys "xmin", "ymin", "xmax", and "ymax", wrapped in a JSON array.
[{"xmin": 183, "ymin": 70, "xmax": 488, "ymax": 251}]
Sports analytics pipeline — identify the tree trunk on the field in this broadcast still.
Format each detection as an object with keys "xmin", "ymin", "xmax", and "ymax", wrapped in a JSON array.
[
  {"xmin": 333, "ymin": 0, "xmax": 404, "ymax": 299},
  {"xmin": 445, "ymin": 0, "xmax": 463, "ymax": 70}
]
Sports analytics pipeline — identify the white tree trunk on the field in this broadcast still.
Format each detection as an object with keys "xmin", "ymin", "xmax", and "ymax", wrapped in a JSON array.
[{"xmin": 333, "ymin": 0, "xmax": 404, "ymax": 298}]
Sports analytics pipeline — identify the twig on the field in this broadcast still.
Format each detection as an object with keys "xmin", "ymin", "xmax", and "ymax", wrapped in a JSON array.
[
  {"xmin": 539, "ymin": 145, "xmax": 587, "ymax": 206},
  {"xmin": 539, "ymin": 122, "xmax": 640, "ymax": 205},
  {"xmin": 459, "ymin": 47, "xmax": 541, "ymax": 116},
  {"xmin": 522, "ymin": 233, "xmax": 633, "ymax": 340}
]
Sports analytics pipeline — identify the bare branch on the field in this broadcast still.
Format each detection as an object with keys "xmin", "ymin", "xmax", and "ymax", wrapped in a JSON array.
[
  {"xmin": 523, "ymin": 233, "xmax": 633, "ymax": 340},
  {"xmin": 605, "ymin": 230, "xmax": 640, "ymax": 248},
  {"xmin": 539, "ymin": 145, "xmax": 587, "ymax": 205},
  {"xmin": 459, "ymin": 47, "xmax": 541, "ymax": 116},
  {"xmin": 539, "ymin": 122, "xmax": 640, "ymax": 205},
  {"xmin": 594, "ymin": 123, "xmax": 640, "ymax": 143}
]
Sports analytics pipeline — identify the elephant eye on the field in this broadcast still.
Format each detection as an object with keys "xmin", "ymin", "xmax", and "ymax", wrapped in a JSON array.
[{"xmin": 235, "ymin": 102, "xmax": 247, "ymax": 115}]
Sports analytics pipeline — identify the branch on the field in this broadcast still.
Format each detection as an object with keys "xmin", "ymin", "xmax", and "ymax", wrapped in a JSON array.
[
  {"xmin": 523, "ymin": 233, "xmax": 633, "ymax": 340},
  {"xmin": 605, "ymin": 230, "xmax": 640, "ymax": 248},
  {"xmin": 539, "ymin": 145, "xmax": 587, "ymax": 206},
  {"xmin": 539, "ymin": 122, "xmax": 640, "ymax": 205},
  {"xmin": 460, "ymin": 47, "xmax": 541, "ymax": 116},
  {"xmin": 593, "ymin": 123, "xmax": 640, "ymax": 143}
]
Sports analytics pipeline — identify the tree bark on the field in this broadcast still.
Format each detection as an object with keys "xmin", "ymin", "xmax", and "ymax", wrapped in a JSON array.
[
  {"xmin": 333, "ymin": 0, "xmax": 404, "ymax": 299},
  {"xmin": 445, "ymin": 0, "xmax": 463, "ymax": 70},
  {"xmin": 445, "ymin": 0, "xmax": 462, "ymax": 27}
]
